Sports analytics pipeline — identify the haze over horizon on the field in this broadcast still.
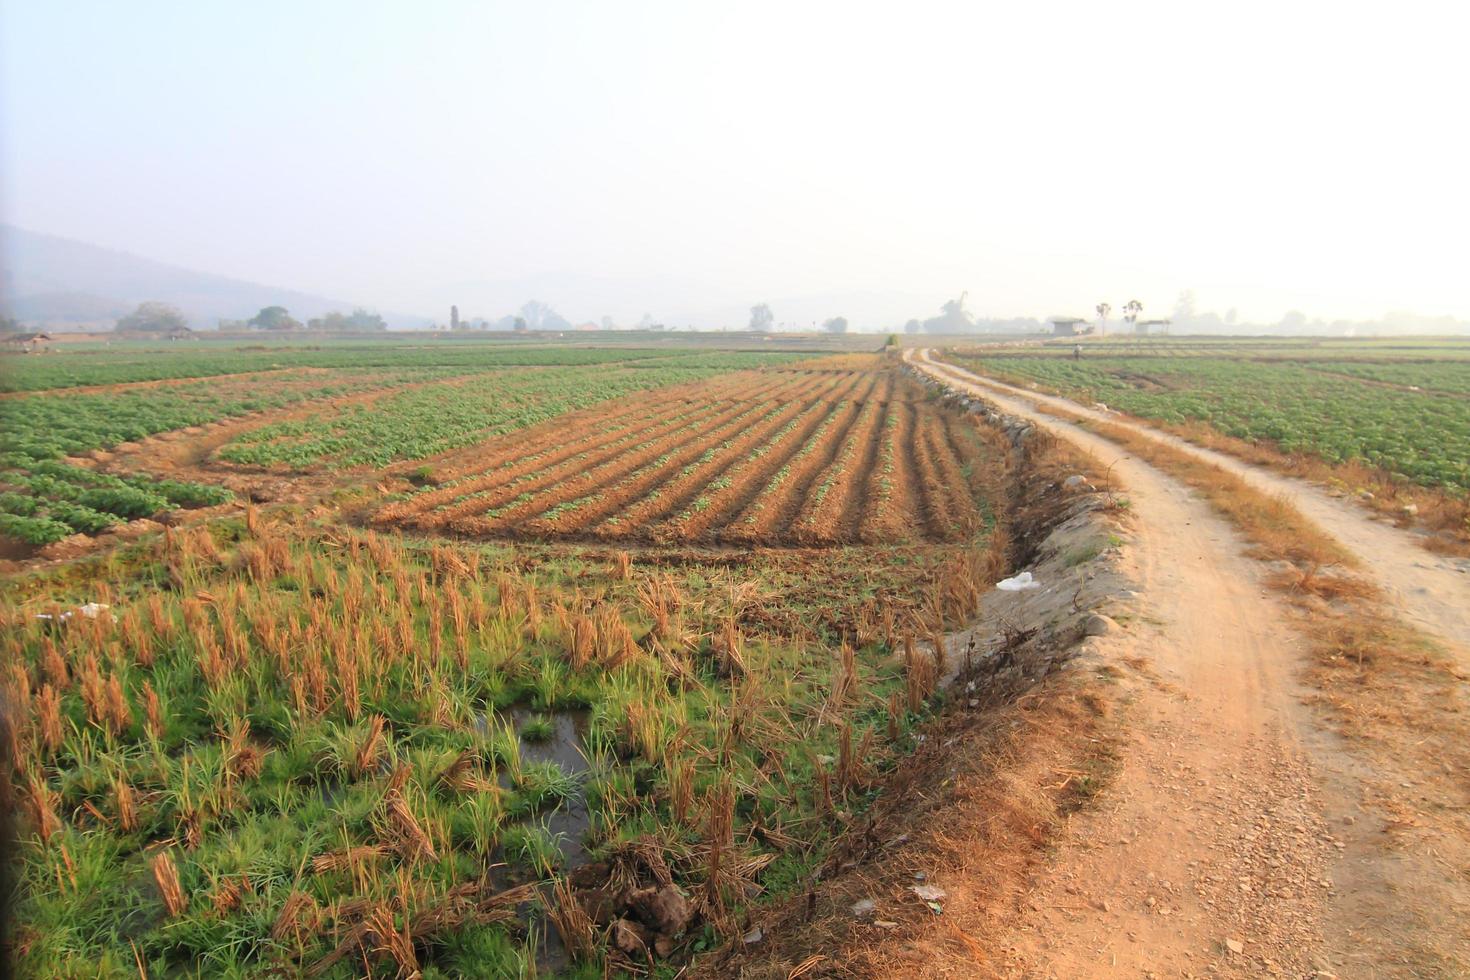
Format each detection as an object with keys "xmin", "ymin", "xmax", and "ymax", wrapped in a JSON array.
[{"xmin": 3, "ymin": 1, "xmax": 1468, "ymax": 329}]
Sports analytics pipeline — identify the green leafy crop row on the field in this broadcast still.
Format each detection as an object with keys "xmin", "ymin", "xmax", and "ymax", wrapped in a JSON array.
[{"xmin": 952, "ymin": 353, "xmax": 1470, "ymax": 491}]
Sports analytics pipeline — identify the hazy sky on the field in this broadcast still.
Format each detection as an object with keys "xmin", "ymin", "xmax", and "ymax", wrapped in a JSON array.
[{"xmin": 3, "ymin": 1, "xmax": 1468, "ymax": 326}]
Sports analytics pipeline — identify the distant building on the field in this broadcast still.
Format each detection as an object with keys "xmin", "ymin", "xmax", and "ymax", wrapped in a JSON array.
[
  {"xmin": 2, "ymin": 332, "xmax": 52, "ymax": 352},
  {"xmin": 1050, "ymin": 317, "xmax": 1089, "ymax": 337},
  {"xmin": 1136, "ymin": 319, "xmax": 1171, "ymax": 336},
  {"xmin": 166, "ymin": 327, "xmax": 195, "ymax": 341}
]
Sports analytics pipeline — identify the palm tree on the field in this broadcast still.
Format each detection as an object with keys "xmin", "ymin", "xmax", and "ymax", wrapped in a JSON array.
[{"xmin": 1095, "ymin": 302, "xmax": 1111, "ymax": 336}]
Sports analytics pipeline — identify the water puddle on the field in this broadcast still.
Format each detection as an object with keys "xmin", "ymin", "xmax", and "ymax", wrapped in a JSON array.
[
  {"xmin": 505, "ymin": 706, "xmax": 594, "ymax": 873},
  {"xmin": 473, "ymin": 704, "xmax": 595, "ymax": 974}
]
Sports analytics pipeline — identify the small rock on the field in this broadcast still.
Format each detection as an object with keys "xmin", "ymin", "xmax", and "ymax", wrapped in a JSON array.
[
  {"xmin": 1225, "ymin": 938, "xmax": 1245, "ymax": 954},
  {"xmin": 1063, "ymin": 474, "xmax": 1091, "ymax": 489},
  {"xmin": 1400, "ymin": 503, "xmax": 1419, "ymax": 517},
  {"xmin": 851, "ymin": 898, "xmax": 877, "ymax": 917},
  {"xmin": 910, "ymin": 884, "xmax": 947, "ymax": 902},
  {"xmin": 742, "ymin": 926, "xmax": 764, "ymax": 944},
  {"xmin": 1083, "ymin": 613, "xmax": 1117, "ymax": 637}
]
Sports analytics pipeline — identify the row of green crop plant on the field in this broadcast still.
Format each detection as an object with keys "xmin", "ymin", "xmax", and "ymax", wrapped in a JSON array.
[
  {"xmin": 1293, "ymin": 359, "xmax": 1470, "ymax": 396},
  {"xmin": 951, "ymin": 353, "xmax": 1470, "ymax": 492},
  {"xmin": 0, "ymin": 377, "xmax": 394, "ymax": 544},
  {"xmin": 0, "ymin": 376, "xmax": 391, "ymax": 462},
  {"xmin": 1, "ymin": 514, "xmax": 962, "ymax": 976},
  {"xmin": 0, "ymin": 344, "xmax": 811, "ymax": 393},
  {"xmin": 216, "ymin": 366, "xmax": 722, "ymax": 469},
  {"xmin": 0, "ymin": 458, "xmax": 233, "ymax": 544}
]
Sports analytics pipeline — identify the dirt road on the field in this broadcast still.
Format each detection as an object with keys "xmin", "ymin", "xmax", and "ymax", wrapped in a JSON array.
[
  {"xmin": 912, "ymin": 349, "xmax": 1469, "ymax": 660},
  {"xmin": 905, "ymin": 349, "xmax": 1470, "ymax": 976}
]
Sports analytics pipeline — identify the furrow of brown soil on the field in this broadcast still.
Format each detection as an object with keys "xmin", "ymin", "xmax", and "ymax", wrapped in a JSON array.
[
  {"xmin": 411, "ymin": 403, "xmax": 738, "ymax": 530},
  {"xmin": 448, "ymin": 399, "xmax": 776, "ymax": 537},
  {"xmin": 849, "ymin": 370, "xmax": 882, "ymax": 403},
  {"xmin": 939, "ymin": 409, "xmax": 995, "ymax": 517},
  {"xmin": 720, "ymin": 400, "xmax": 862, "ymax": 545},
  {"xmin": 771, "ymin": 372, "xmax": 832, "ymax": 401},
  {"xmin": 858, "ymin": 399, "xmax": 922, "ymax": 544},
  {"xmin": 382, "ymin": 396, "xmax": 734, "ymax": 528},
  {"xmin": 789, "ymin": 397, "xmax": 886, "ymax": 545},
  {"xmin": 909, "ymin": 410, "xmax": 960, "ymax": 539},
  {"xmin": 641, "ymin": 396, "xmax": 838, "ymax": 543},
  {"xmin": 835, "ymin": 400, "xmax": 891, "ymax": 540},
  {"xmin": 523, "ymin": 393, "xmax": 805, "ymax": 540},
  {"xmin": 376, "ymin": 396, "xmax": 717, "ymax": 523},
  {"xmin": 387, "ymin": 389, "xmax": 668, "ymax": 485},
  {"xmin": 386, "ymin": 369, "xmax": 781, "ymax": 486},
  {"xmin": 921, "ymin": 408, "xmax": 984, "ymax": 539},
  {"xmin": 585, "ymin": 395, "xmax": 821, "ymax": 541},
  {"xmin": 870, "ymin": 370, "xmax": 897, "ymax": 404}
]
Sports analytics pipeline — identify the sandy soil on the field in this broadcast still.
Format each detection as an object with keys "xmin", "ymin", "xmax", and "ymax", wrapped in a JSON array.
[{"xmin": 908, "ymin": 349, "xmax": 1470, "ymax": 977}]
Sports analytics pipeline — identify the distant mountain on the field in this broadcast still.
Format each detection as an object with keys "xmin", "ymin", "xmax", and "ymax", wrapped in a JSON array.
[{"xmin": 0, "ymin": 225, "xmax": 427, "ymax": 329}]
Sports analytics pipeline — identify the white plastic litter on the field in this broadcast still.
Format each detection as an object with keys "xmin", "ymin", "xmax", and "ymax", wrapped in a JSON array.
[
  {"xmin": 996, "ymin": 571, "xmax": 1039, "ymax": 591},
  {"xmin": 35, "ymin": 602, "xmax": 115, "ymax": 624}
]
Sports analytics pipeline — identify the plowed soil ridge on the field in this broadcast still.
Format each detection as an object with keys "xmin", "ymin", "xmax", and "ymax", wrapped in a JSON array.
[{"xmin": 373, "ymin": 366, "xmax": 1005, "ymax": 547}]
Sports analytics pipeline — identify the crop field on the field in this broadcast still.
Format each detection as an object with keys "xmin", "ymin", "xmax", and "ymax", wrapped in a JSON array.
[
  {"xmin": 0, "ymin": 337, "xmax": 1029, "ymax": 977},
  {"xmin": 376, "ymin": 362, "xmax": 999, "ymax": 547},
  {"xmin": 0, "ymin": 370, "xmax": 403, "ymax": 545},
  {"xmin": 214, "ymin": 365, "xmax": 720, "ymax": 470},
  {"xmin": 0, "ymin": 348, "xmax": 799, "ymax": 549},
  {"xmin": 945, "ymin": 346, "xmax": 1470, "ymax": 492},
  {"xmin": 0, "ymin": 342, "xmax": 795, "ymax": 394}
]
